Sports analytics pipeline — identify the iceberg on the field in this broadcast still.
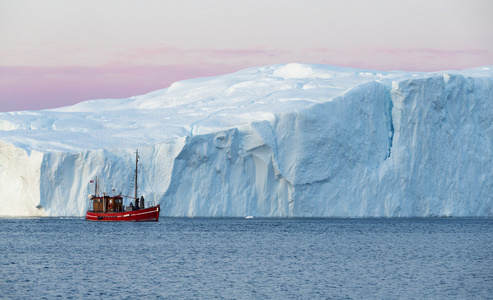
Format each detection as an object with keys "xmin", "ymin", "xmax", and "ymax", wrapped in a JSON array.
[{"xmin": 1, "ymin": 63, "xmax": 492, "ymax": 217}]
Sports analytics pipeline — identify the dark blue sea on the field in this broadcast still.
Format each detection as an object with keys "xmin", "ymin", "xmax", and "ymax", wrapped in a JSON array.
[{"xmin": 0, "ymin": 218, "xmax": 492, "ymax": 299}]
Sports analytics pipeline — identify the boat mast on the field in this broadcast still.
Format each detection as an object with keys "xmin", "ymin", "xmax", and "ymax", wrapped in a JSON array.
[
  {"xmin": 134, "ymin": 150, "xmax": 139, "ymax": 201},
  {"xmin": 95, "ymin": 176, "xmax": 98, "ymax": 197}
]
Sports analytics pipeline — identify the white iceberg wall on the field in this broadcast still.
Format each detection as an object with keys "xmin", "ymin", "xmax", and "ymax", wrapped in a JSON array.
[
  {"xmin": 28, "ymin": 142, "xmax": 182, "ymax": 217},
  {"xmin": 161, "ymin": 81, "xmax": 394, "ymax": 217},
  {"xmin": 160, "ymin": 75, "xmax": 493, "ymax": 217},
  {"xmin": 1, "ymin": 65, "xmax": 492, "ymax": 217},
  {"xmin": 162, "ymin": 126, "xmax": 297, "ymax": 217},
  {"xmin": 258, "ymin": 81, "xmax": 395, "ymax": 217},
  {"xmin": 384, "ymin": 74, "xmax": 493, "ymax": 216},
  {"xmin": 163, "ymin": 129, "xmax": 253, "ymax": 216},
  {"xmin": 0, "ymin": 142, "xmax": 43, "ymax": 216},
  {"xmin": 38, "ymin": 150, "xmax": 129, "ymax": 216},
  {"xmin": 281, "ymin": 74, "xmax": 493, "ymax": 217}
]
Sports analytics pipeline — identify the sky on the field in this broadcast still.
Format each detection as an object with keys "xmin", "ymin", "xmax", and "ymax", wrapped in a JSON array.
[{"xmin": 1, "ymin": 0, "xmax": 492, "ymax": 112}]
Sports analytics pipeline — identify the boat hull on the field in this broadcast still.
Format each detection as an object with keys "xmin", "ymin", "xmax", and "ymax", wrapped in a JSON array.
[{"xmin": 85, "ymin": 205, "xmax": 160, "ymax": 222}]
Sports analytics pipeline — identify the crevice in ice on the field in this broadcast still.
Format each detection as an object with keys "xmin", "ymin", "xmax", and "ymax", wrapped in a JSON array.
[
  {"xmin": 189, "ymin": 114, "xmax": 211, "ymax": 136},
  {"xmin": 385, "ymin": 89, "xmax": 394, "ymax": 159},
  {"xmin": 188, "ymin": 107, "xmax": 233, "ymax": 136}
]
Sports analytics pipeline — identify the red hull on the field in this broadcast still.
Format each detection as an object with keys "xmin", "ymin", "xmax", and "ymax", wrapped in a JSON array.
[{"xmin": 85, "ymin": 205, "xmax": 160, "ymax": 222}]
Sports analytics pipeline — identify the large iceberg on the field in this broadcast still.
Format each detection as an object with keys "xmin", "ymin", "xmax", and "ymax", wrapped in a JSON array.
[{"xmin": 1, "ymin": 64, "xmax": 492, "ymax": 217}]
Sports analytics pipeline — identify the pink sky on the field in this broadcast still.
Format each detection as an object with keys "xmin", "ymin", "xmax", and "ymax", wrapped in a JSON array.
[{"xmin": 1, "ymin": 0, "xmax": 492, "ymax": 112}]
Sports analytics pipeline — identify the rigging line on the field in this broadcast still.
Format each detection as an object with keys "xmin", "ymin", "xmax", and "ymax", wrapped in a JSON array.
[{"xmin": 140, "ymin": 163, "xmax": 158, "ymax": 206}]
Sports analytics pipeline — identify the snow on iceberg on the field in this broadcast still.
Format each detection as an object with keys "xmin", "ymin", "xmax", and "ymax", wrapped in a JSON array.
[{"xmin": 1, "ymin": 63, "xmax": 492, "ymax": 217}]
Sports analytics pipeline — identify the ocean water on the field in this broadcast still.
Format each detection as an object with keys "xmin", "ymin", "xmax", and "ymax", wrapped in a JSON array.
[{"xmin": 0, "ymin": 218, "xmax": 492, "ymax": 299}]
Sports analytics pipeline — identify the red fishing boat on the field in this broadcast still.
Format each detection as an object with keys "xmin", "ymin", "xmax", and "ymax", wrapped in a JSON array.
[{"xmin": 85, "ymin": 150, "xmax": 160, "ymax": 222}]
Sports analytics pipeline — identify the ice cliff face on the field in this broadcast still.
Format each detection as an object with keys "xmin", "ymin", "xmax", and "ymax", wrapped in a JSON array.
[{"xmin": 1, "ymin": 64, "xmax": 492, "ymax": 217}]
